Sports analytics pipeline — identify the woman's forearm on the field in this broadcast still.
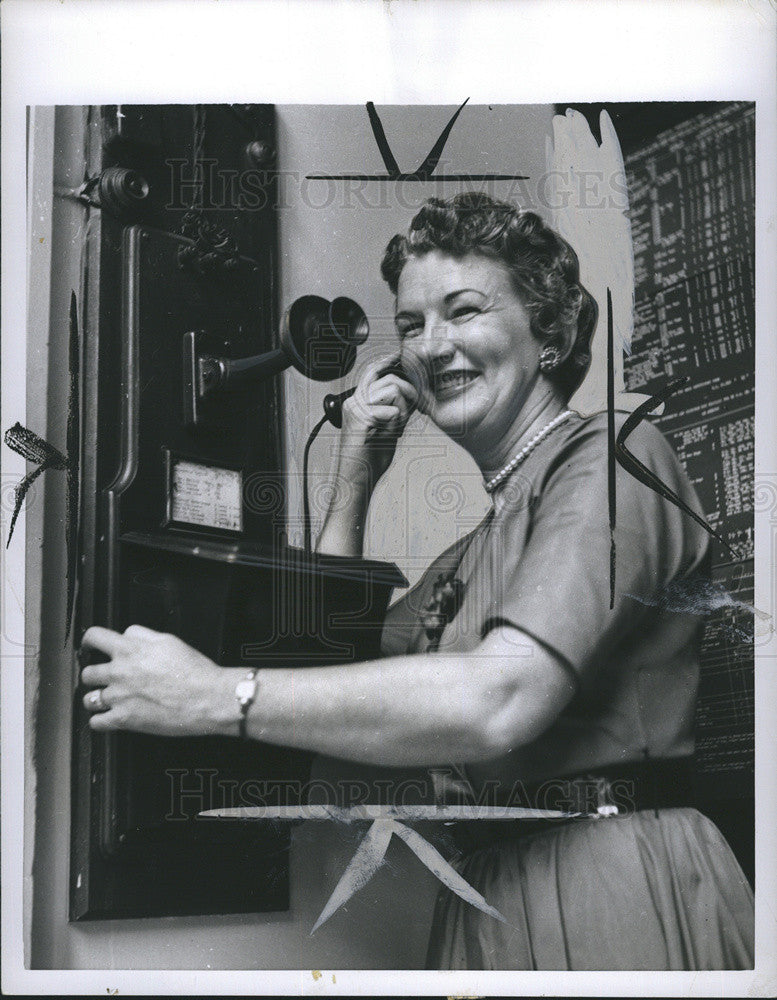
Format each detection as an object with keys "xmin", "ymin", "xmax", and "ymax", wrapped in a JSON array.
[
  {"xmin": 315, "ymin": 453, "xmax": 373, "ymax": 556},
  {"xmin": 315, "ymin": 366, "xmax": 412, "ymax": 556},
  {"xmin": 315, "ymin": 489, "xmax": 369, "ymax": 556},
  {"xmin": 213, "ymin": 650, "xmax": 513, "ymax": 767},
  {"xmin": 81, "ymin": 624, "xmax": 574, "ymax": 762}
]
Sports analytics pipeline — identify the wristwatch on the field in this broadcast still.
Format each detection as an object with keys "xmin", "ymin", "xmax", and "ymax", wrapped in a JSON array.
[{"xmin": 235, "ymin": 669, "xmax": 258, "ymax": 740}]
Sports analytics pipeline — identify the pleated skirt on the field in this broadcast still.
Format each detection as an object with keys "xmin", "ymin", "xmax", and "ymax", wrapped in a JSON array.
[{"xmin": 425, "ymin": 807, "xmax": 754, "ymax": 970}]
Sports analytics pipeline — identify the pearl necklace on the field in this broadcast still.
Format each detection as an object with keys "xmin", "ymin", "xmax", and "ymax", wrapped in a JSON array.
[{"xmin": 483, "ymin": 410, "xmax": 575, "ymax": 494}]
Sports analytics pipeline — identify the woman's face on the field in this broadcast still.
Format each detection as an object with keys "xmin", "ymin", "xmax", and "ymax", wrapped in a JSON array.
[{"xmin": 395, "ymin": 250, "xmax": 541, "ymax": 446}]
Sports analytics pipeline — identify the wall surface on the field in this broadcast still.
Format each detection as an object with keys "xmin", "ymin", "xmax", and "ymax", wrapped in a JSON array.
[
  {"xmin": 29, "ymin": 105, "xmax": 91, "ymax": 969},
  {"xmin": 30, "ymin": 102, "xmax": 555, "ymax": 970},
  {"xmin": 23, "ymin": 105, "xmax": 55, "ymax": 968},
  {"xmin": 279, "ymin": 104, "xmax": 556, "ymax": 583}
]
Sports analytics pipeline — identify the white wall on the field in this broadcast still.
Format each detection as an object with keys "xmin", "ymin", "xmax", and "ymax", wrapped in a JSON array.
[
  {"xmin": 278, "ymin": 104, "xmax": 556, "ymax": 584},
  {"xmin": 29, "ymin": 105, "xmax": 90, "ymax": 969}
]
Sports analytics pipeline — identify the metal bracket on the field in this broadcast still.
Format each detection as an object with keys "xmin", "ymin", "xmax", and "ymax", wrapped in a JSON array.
[{"xmin": 182, "ymin": 330, "xmax": 208, "ymax": 428}]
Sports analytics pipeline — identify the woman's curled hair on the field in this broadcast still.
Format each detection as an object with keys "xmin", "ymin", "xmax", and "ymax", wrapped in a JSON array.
[{"xmin": 381, "ymin": 192, "xmax": 599, "ymax": 400}]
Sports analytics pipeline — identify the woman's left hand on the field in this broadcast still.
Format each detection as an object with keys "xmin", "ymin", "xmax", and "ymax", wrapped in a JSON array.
[{"xmin": 80, "ymin": 625, "xmax": 234, "ymax": 736}]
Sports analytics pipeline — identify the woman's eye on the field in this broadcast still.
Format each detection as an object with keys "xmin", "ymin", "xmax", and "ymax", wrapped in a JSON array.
[
  {"xmin": 451, "ymin": 306, "xmax": 478, "ymax": 321},
  {"xmin": 397, "ymin": 323, "xmax": 422, "ymax": 339}
]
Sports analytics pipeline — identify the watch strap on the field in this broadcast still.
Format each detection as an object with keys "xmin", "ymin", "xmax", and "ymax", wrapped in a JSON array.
[{"xmin": 236, "ymin": 669, "xmax": 258, "ymax": 740}]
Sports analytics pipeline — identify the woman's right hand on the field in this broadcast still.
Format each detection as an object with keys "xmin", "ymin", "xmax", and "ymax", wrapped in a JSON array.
[
  {"xmin": 317, "ymin": 352, "xmax": 418, "ymax": 557},
  {"xmin": 337, "ymin": 351, "xmax": 418, "ymax": 485}
]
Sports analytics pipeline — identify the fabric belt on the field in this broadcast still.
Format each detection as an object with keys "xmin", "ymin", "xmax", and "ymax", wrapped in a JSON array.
[{"xmin": 444, "ymin": 757, "xmax": 695, "ymax": 855}]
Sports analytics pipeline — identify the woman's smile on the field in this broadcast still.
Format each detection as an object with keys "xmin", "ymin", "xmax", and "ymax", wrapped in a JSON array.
[{"xmin": 432, "ymin": 368, "xmax": 480, "ymax": 399}]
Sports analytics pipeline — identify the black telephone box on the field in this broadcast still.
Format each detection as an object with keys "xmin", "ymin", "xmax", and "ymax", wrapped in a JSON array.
[{"xmin": 70, "ymin": 108, "xmax": 406, "ymax": 920}]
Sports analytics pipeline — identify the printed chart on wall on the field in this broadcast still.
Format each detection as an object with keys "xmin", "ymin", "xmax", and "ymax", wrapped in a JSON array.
[{"xmin": 622, "ymin": 103, "xmax": 755, "ymax": 804}]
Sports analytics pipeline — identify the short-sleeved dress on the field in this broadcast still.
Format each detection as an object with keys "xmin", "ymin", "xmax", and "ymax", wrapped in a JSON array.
[{"xmin": 379, "ymin": 411, "xmax": 754, "ymax": 971}]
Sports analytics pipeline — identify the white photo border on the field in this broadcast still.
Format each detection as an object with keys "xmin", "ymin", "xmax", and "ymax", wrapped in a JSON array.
[{"xmin": 2, "ymin": 0, "xmax": 776, "ymax": 995}]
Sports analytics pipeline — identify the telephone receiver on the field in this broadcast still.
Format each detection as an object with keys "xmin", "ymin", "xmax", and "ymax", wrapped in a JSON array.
[
  {"xmin": 323, "ymin": 359, "xmax": 418, "ymax": 429},
  {"xmin": 184, "ymin": 295, "xmax": 369, "ymax": 427}
]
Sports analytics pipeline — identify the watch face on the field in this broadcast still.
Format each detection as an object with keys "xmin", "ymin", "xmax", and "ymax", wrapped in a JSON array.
[{"xmin": 235, "ymin": 678, "xmax": 256, "ymax": 702}]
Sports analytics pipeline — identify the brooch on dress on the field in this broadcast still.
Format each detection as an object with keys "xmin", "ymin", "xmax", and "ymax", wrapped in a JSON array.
[{"xmin": 419, "ymin": 572, "xmax": 465, "ymax": 651}]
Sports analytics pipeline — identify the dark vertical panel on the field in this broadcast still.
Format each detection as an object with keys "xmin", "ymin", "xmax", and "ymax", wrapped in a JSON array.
[{"xmin": 622, "ymin": 102, "xmax": 755, "ymax": 882}]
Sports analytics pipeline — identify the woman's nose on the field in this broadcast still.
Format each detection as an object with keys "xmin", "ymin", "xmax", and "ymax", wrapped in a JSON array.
[{"xmin": 413, "ymin": 323, "xmax": 456, "ymax": 365}]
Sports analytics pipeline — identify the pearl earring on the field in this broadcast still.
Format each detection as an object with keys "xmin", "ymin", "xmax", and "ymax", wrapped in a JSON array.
[{"xmin": 539, "ymin": 345, "xmax": 562, "ymax": 373}]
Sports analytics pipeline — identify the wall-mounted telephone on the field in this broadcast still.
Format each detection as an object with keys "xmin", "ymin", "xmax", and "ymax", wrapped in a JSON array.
[
  {"xmin": 184, "ymin": 294, "xmax": 369, "ymax": 428},
  {"xmin": 70, "ymin": 105, "xmax": 407, "ymax": 922}
]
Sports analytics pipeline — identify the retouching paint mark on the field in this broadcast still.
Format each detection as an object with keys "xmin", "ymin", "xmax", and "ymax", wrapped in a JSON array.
[
  {"xmin": 201, "ymin": 803, "xmax": 575, "ymax": 931},
  {"xmin": 65, "ymin": 290, "xmax": 81, "ymax": 642},
  {"xmin": 308, "ymin": 817, "xmax": 508, "ymax": 933},
  {"xmin": 4, "ymin": 424, "xmax": 68, "ymax": 544},
  {"xmin": 607, "ymin": 289, "xmax": 616, "ymax": 609},
  {"xmin": 627, "ymin": 576, "xmax": 769, "ymax": 643},
  {"xmin": 606, "ymin": 287, "xmax": 738, "ymax": 606},
  {"xmin": 4, "ymin": 291, "xmax": 81, "ymax": 642},
  {"xmin": 307, "ymin": 100, "xmax": 530, "ymax": 182},
  {"xmin": 365, "ymin": 101, "xmax": 401, "ymax": 175},
  {"xmin": 310, "ymin": 817, "xmax": 394, "ymax": 933},
  {"xmin": 410, "ymin": 97, "xmax": 470, "ymax": 180},
  {"xmin": 614, "ymin": 378, "xmax": 738, "ymax": 558},
  {"xmin": 627, "ymin": 575, "xmax": 768, "ymax": 621}
]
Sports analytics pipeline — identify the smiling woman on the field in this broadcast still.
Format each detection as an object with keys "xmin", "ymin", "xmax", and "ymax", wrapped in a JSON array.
[
  {"xmin": 81, "ymin": 193, "xmax": 754, "ymax": 972},
  {"xmin": 391, "ymin": 251, "xmax": 544, "ymax": 453},
  {"xmin": 383, "ymin": 195, "xmax": 598, "ymax": 393}
]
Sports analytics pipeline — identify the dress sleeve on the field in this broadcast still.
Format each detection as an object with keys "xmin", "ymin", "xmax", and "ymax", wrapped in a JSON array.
[{"xmin": 483, "ymin": 414, "xmax": 711, "ymax": 689}]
